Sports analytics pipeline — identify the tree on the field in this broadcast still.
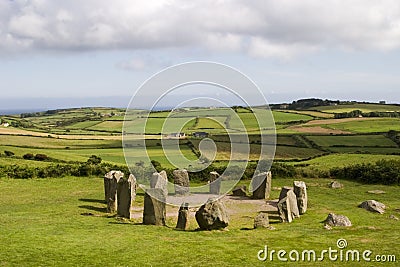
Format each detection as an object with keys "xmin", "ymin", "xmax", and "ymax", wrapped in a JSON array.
[{"xmin": 87, "ymin": 155, "xmax": 102, "ymax": 165}]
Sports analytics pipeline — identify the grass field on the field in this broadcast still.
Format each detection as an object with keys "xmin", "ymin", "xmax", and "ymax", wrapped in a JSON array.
[
  {"xmin": 322, "ymin": 118, "xmax": 400, "ymax": 133},
  {"xmin": 0, "ymin": 176, "xmax": 398, "ymax": 266},
  {"xmin": 306, "ymin": 134, "xmax": 398, "ymax": 147},
  {"xmin": 311, "ymin": 103, "xmax": 400, "ymax": 113}
]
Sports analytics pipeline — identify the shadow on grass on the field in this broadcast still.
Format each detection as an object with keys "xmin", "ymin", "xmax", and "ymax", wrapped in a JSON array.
[
  {"xmin": 79, "ymin": 205, "xmax": 107, "ymax": 213},
  {"xmin": 79, "ymin": 198, "xmax": 105, "ymax": 204}
]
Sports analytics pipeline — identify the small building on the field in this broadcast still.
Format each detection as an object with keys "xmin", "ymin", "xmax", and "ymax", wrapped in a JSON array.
[
  {"xmin": 168, "ymin": 132, "xmax": 186, "ymax": 138},
  {"xmin": 379, "ymin": 100, "xmax": 386, "ymax": 104},
  {"xmin": 2, "ymin": 123, "xmax": 9, "ymax": 127},
  {"xmin": 193, "ymin": 131, "xmax": 209, "ymax": 138}
]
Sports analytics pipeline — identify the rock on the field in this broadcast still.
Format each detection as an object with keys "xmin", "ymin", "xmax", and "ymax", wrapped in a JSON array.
[
  {"xmin": 176, "ymin": 202, "xmax": 189, "ymax": 230},
  {"xmin": 117, "ymin": 174, "xmax": 137, "ymax": 219},
  {"xmin": 173, "ymin": 169, "xmax": 190, "ymax": 195},
  {"xmin": 104, "ymin": 170, "xmax": 124, "ymax": 213},
  {"xmin": 279, "ymin": 186, "xmax": 300, "ymax": 219},
  {"xmin": 195, "ymin": 198, "xmax": 229, "ymax": 230},
  {"xmin": 389, "ymin": 214, "xmax": 399, "ymax": 221},
  {"xmin": 330, "ymin": 181, "xmax": 343, "ymax": 189},
  {"xmin": 254, "ymin": 212, "xmax": 270, "ymax": 229},
  {"xmin": 324, "ymin": 213, "xmax": 352, "ymax": 227},
  {"xmin": 150, "ymin": 171, "xmax": 168, "ymax": 198},
  {"xmin": 209, "ymin": 171, "xmax": 221, "ymax": 195},
  {"xmin": 323, "ymin": 224, "xmax": 332, "ymax": 230},
  {"xmin": 293, "ymin": 181, "xmax": 307, "ymax": 215},
  {"xmin": 358, "ymin": 200, "xmax": 386, "ymax": 214},
  {"xmin": 232, "ymin": 185, "xmax": 247, "ymax": 196},
  {"xmin": 277, "ymin": 196, "xmax": 293, "ymax": 223},
  {"xmin": 143, "ymin": 188, "xmax": 166, "ymax": 226},
  {"xmin": 367, "ymin": 190, "xmax": 386, "ymax": 194},
  {"xmin": 251, "ymin": 171, "xmax": 272, "ymax": 199}
]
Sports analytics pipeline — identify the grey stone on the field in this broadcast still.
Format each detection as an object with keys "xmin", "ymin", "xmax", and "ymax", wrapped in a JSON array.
[
  {"xmin": 195, "ymin": 198, "xmax": 229, "ymax": 230},
  {"xmin": 176, "ymin": 202, "xmax": 189, "ymax": 230},
  {"xmin": 389, "ymin": 214, "xmax": 399, "ymax": 221},
  {"xmin": 232, "ymin": 185, "xmax": 247, "ymax": 196},
  {"xmin": 117, "ymin": 174, "xmax": 136, "ymax": 219},
  {"xmin": 143, "ymin": 188, "xmax": 166, "ymax": 226},
  {"xmin": 150, "ymin": 171, "xmax": 168, "ymax": 198},
  {"xmin": 330, "ymin": 181, "xmax": 343, "ymax": 189},
  {"xmin": 367, "ymin": 190, "xmax": 386, "ymax": 194},
  {"xmin": 277, "ymin": 196, "xmax": 293, "ymax": 223},
  {"xmin": 293, "ymin": 181, "xmax": 307, "ymax": 215},
  {"xmin": 324, "ymin": 213, "xmax": 352, "ymax": 227},
  {"xmin": 279, "ymin": 186, "xmax": 300, "ymax": 219},
  {"xmin": 173, "ymin": 169, "xmax": 190, "ymax": 195},
  {"xmin": 209, "ymin": 171, "xmax": 221, "ymax": 195},
  {"xmin": 104, "ymin": 170, "xmax": 124, "ymax": 213},
  {"xmin": 251, "ymin": 171, "xmax": 272, "ymax": 199},
  {"xmin": 358, "ymin": 200, "xmax": 386, "ymax": 214},
  {"xmin": 254, "ymin": 212, "xmax": 270, "ymax": 229}
]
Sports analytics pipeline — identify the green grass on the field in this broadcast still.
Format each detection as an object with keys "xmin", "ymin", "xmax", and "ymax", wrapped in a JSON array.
[
  {"xmin": 291, "ymin": 154, "xmax": 400, "ymax": 170},
  {"xmin": 88, "ymin": 121, "xmax": 124, "ymax": 132},
  {"xmin": 312, "ymin": 103, "xmax": 400, "ymax": 113},
  {"xmin": 306, "ymin": 134, "xmax": 398, "ymax": 147},
  {"xmin": 0, "ymin": 135, "xmax": 121, "ymax": 149},
  {"xmin": 322, "ymin": 118, "xmax": 400, "ymax": 133},
  {"xmin": 66, "ymin": 120, "xmax": 102, "ymax": 129},
  {"xmin": 272, "ymin": 111, "xmax": 313, "ymax": 123},
  {"xmin": 0, "ymin": 177, "xmax": 398, "ymax": 266}
]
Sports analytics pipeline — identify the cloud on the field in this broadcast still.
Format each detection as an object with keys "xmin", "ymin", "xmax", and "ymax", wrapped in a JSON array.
[{"xmin": 1, "ymin": 0, "xmax": 400, "ymax": 59}]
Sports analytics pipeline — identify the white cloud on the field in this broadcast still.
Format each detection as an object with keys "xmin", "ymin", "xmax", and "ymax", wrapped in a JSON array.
[{"xmin": 1, "ymin": 0, "xmax": 400, "ymax": 59}]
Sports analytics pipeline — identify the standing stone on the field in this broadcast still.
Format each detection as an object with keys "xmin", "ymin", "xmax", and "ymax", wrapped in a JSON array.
[
  {"xmin": 143, "ymin": 188, "xmax": 166, "ymax": 226},
  {"xmin": 117, "ymin": 174, "xmax": 137, "ymax": 219},
  {"xmin": 358, "ymin": 200, "xmax": 386, "ymax": 214},
  {"xmin": 176, "ymin": 202, "xmax": 189, "ymax": 230},
  {"xmin": 195, "ymin": 198, "xmax": 229, "ymax": 230},
  {"xmin": 293, "ymin": 181, "xmax": 307, "ymax": 215},
  {"xmin": 150, "ymin": 171, "xmax": 168, "ymax": 198},
  {"xmin": 279, "ymin": 186, "xmax": 300, "ymax": 219},
  {"xmin": 277, "ymin": 196, "xmax": 293, "ymax": 223},
  {"xmin": 251, "ymin": 171, "xmax": 272, "ymax": 199},
  {"xmin": 104, "ymin": 171, "xmax": 124, "ymax": 213},
  {"xmin": 232, "ymin": 185, "xmax": 247, "ymax": 196},
  {"xmin": 173, "ymin": 169, "xmax": 190, "ymax": 195},
  {"xmin": 324, "ymin": 213, "xmax": 352, "ymax": 227},
  {"xmin": 254, "ymin": 212, "xmax": 270, "ymax": 229},
  {"xmin": 209, "ymin": 171, "xmax": 221, "ymax": 195}
]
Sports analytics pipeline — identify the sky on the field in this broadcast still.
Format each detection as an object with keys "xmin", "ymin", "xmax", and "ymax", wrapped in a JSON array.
[{"xmin": 1, "ymin": 0, "xmax": 400, "ymax": 110}]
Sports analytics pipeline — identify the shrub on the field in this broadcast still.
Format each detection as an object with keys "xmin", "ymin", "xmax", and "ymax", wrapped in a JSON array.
[
  {"xmin": 87, "ymin": 155, "xmax": 102, "ymax": 165},
  {"xmin": 23, "ymin": 153, "xmax": 34, "ymax": 160},
  {"xmin": 4, "ymin": 150, "xmax": 15, "ymax": 157},
  {"xmin": 34, "ymin": 154, "xmax": 49, "ymax": 161}
]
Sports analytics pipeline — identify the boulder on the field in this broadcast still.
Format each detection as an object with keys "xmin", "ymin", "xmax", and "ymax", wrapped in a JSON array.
[
  {"xmin": 324, "ymin": 213, "xmax": 352, "ymax": 227},
  {"xmin": 209, "ymin": 171, "xmax": 221, "ymax": 195},
  {"xmin": 195, "ymin": 198, "xmax": 229, "ymax": 230},
  {"xmin": 176, "ymin": 202, "xmax": 189, "ymax": 230},
  {"xmin": 293, "ymin": 181, "xmax": 307, "ymax": 214},
  {"xmin": 232, "ymin": 185, "xmax": 247, "ymax": 197},
  {"xmin": 104, "ymin": 170, "xmax": 124, "ymax": 213},
  {"xmin": 330, "ymin": 181, "xmax": 343, "ymax": 189},
  {"xmin": 251, "ymin": 171, "xmax": 272, "ymax": 199},
  {"xmin": 254, "ymin": 212, "xmax": 270, "ymax": 229},
  {"xmin": 358, "ymin": 200, "xmax": 386, "ymax": 214},
  {"xmin": 173, "ymin": 169, "xmax": 190, "ymax": 195},
  {"xmin": 117, "ymin": 174, "xmax": 137, "ymax": 218},
  {"xmin": 143, "ymin": 188, "xmax": 166, "ymax": 226},
  {"xmin": 279, "ymin": 186, "xmax": 300, "ymax": 219},
  {"xmin": 277, "ymin": 197, "xmax": 293, "ymax": 223},
  {"xmin": 150, "ymin": 171, "xmax": 168, "ymax": 198},
  {"xmin": 389, "ymin": 214, "xmax": 399, "ymax": 221}
]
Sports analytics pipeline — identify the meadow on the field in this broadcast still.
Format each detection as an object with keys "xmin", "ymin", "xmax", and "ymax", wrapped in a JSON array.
[{"xmin": 0, "ymin": 176, "xmax": 398, "ymax": 266}]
